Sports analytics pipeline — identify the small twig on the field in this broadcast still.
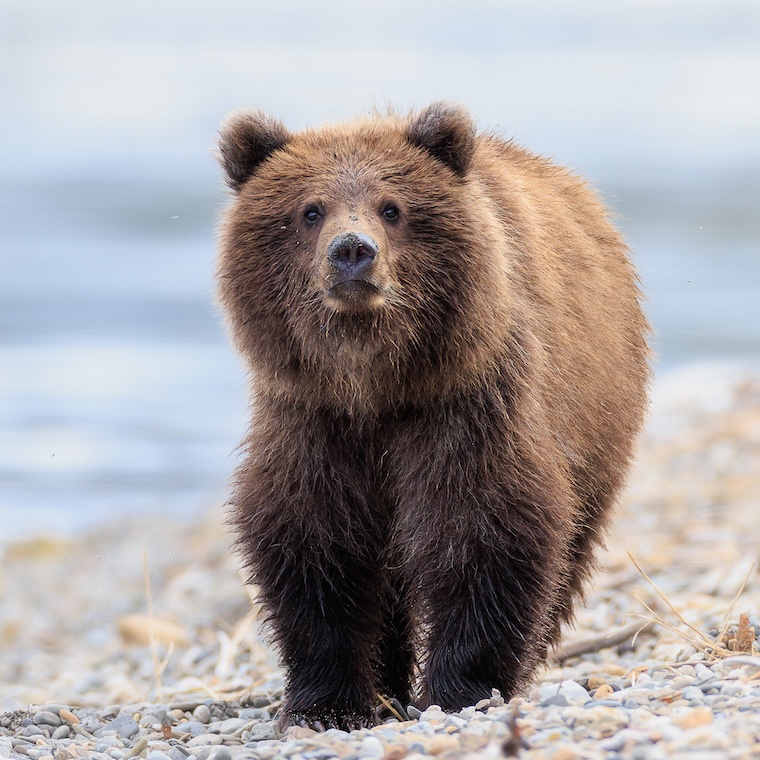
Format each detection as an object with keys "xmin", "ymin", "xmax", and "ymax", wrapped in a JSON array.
[
  {"xmin": 551, "ymin": 619, "xmax": 656, "ymax": 663},
  {"xmin": 501, "ymin": 704, "xmax": 530, "ymax": 756},
  {"xmin": 628, "ymin": 551, "xmax": 718, "ymax": 650},
  {"xmin": 143, "ymin": 550, "xmax": 162, "ymax": 697},
  {"xmin": 375, "ymin": 693, "xmax": 407, "ymax": 722},
  {"xmin": 214, "ymin": 607, "xmax": 258, "ymax": 678},
  {"xmin": 629, "ymin": 551, "xmax": 758, "ymax": 660},
  {"xmin": 157, "ymin": 641, "xmax": 175, "ymax": 680},
  {"xmin": 633, "ymin": 594, "xmax": 733, "ymax": 660},
  {"xmin": 722, "ymin": 563, "xmax": 755, "ymax": 627}
]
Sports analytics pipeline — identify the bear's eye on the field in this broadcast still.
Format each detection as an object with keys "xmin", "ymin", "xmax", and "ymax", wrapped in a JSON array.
[
  {"xmin": 382, "ymin": 204, "xmax": 400, "ymax": 221},
  {"xmin": 304, "ymin": 205, "xmax": 322, "ymax": 225}
]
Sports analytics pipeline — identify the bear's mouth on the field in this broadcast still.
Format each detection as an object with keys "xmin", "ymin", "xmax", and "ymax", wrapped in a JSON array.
[{"xmin": 325, "ymin": 279, "xmax": 385, "ymax": 312}]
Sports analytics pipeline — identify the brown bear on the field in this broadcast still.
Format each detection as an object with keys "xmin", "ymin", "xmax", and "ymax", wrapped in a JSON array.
[{"xmin": 216, "ymin": 102, "xmax": 649, "ymax": 731}]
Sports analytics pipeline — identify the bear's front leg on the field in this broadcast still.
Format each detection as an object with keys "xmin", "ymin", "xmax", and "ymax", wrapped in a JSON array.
[
  {"xmin": 388, "ymin": 395, "xmax": 574, "ymax": 709},
  {"xmin": 266, "ymin": 546, "xmax": 383, "ymax": 731},
  {"xmin": 417, "ymin": 528, "xmax": 563, "ymax": 709},
  {"xmin": 232, "ymin": 402, "xmax": 388, "ymax": 731}
]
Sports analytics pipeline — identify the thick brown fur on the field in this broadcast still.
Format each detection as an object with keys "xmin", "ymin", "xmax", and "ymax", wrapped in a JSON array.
[{"xmin": 216, "ymin": 102, "xmax": 650, "ymax": 731}]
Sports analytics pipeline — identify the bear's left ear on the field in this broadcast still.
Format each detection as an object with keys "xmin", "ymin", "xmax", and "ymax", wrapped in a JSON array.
[
  {"xmin": 218, "ymin": 109, "xmax": 290, "ymax": 192},
  {"xmin": 408, "ymin": 102, "xmax": 476, "ymax": 177}
]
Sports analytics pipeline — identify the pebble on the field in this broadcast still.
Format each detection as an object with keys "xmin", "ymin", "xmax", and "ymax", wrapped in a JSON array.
[
  {"xmin": 538, "ymin": 679, "xmax": 591, "ymax": 705},
  {"xmin": 217, "ymin": 718, "xmax": 246, "ymax": 734},
  {"xmin": 238, "ymin": 708, "xmax": 270, "ymax": 721},
  {"xmin": 187, "ymin": 733, "xmax": 224, "ymax": 747},
  {"xmin": 99, "ymin": 714, "xmax": 140, "ymax": 739},
  {"xmin": 246, "ymin": 723, "xmax": 277, "ymax": 742},
  {"xmin": 124, "ymin": 736, "xmax": 150, "ymax": 758},
  {"xmin": 32, "ymin": 711, "xmax": 61, "ymax": 728},
  {"xmin": 681, "ymin": 686, "xmax": 704, "ymax": 702},
  {"xmin": 575, "ymin": 705, "xmax": 629, "ymax": 738},
  {"xmin": 59, "ymin": 709, "xmax": 80, "ymax": 725},
  {"xmin": 593, "ymin": 684, "xmax": 615, "ymax": 699},
  {"xmin": 51, "ymin": 725, "xmax": 70, "ymax": 740}
]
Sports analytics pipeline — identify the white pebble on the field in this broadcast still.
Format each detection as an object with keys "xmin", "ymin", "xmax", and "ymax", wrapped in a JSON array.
[
  {"xmin": 218, "ymin": 718, "xmax": 246, "ymax": 734},
  {"xmin": 187, "ymin": 734, "xmax": 224, "ymax": 747},
  {"xmin": 358, "ymin": 736, "xmax": 384, "ymax": 759},
  {"xmin": 538, "ymin": 679, "xmax": 591, "ymax": 704}
]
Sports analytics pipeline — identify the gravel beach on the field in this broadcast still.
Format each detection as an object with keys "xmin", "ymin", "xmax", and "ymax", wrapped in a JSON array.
[{"xmin": 2, "ymin": 364, "xmax": 759, "ymax": 759}]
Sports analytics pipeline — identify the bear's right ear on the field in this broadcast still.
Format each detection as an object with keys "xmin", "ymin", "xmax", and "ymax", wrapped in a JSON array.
[
  {"xmin": 218, "ymin": 109, "xmax": 290, "ymax": 192},
  {"xmin": 407, "ymin": 102, "xmax": 476, "ymax": 177}
]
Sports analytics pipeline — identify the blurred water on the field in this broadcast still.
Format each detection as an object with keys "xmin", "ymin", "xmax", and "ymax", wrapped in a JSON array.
[
  {"xmin": 1, "ymin": 0, "xmax": 758, "ymax": 538},
  {"xmin": 0, "ymin": 179, "xmax": 248, "ymax": 538}
]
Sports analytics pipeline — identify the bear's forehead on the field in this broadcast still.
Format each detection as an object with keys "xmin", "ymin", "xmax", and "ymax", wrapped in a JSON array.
[
  {"xmin": 275, "ymin": 127, "xmax": 430, "ymax": 186},
  {"xmin": 298, "ymin": 119, "xmax": 407, "ymax": 151},
  {"xmin": 248, "ymin": 123, "xmax": 452, "ymax": 206}
]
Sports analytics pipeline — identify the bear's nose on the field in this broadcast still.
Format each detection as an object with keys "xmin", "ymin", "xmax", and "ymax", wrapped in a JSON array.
[{"xmin": 327, "ymin": 232, "xmax": 378, "ymax": 278}]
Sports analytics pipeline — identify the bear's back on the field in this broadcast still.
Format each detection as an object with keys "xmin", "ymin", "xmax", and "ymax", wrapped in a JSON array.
[{"xmin": 471, "ymin": 134, "xmax": 649, "ymax": 494}]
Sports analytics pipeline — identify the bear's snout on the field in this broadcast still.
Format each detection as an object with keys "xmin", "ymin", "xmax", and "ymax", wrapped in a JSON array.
[{"xmin": 327, "ymin": 232, "xmax": 378, "ymax": 280}]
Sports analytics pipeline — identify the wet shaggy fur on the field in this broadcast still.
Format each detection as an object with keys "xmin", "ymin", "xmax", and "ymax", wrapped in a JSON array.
[{"xmin": 216, "ymin": 103, "xmax": 650, "ymax": 731}]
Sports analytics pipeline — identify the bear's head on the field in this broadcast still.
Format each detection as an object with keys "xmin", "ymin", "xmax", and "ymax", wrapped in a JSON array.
[{"xmin": 217, "ymin": 103, "xmax": 511, "ymax": 409}]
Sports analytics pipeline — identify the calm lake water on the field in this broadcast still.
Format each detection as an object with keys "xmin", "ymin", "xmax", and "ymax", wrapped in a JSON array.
[{"xmin": 1, "ymin": 0, "xmax": 758, "ymax": 539}]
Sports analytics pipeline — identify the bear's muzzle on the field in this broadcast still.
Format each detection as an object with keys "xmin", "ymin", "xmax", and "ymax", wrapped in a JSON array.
[{"xmin": 327, "ymin": 231, "xmax": 378, "ymax": 279}]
